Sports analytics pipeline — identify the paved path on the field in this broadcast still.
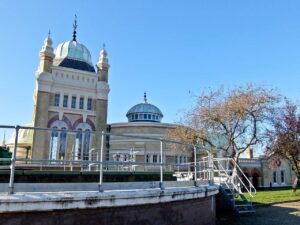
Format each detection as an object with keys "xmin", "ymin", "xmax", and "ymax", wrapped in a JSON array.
[{"xmin": 218, "ymin": 201, "xmax": 300, "ymax": 225}]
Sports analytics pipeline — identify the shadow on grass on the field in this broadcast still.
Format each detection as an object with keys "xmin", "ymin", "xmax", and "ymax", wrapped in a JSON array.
[{"xmin": 217, "ymin": 201, "xmax": 300, "ymax": 225}]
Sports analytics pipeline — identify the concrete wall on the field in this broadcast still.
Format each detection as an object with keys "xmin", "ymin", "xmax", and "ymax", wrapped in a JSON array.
[
  {"xmin": 0, "ymin": 186, "xmax": 218, "ymax": 225},
  {"xmin": 0, "ymin": 197, "xmax": 216, "ymax": 225}
]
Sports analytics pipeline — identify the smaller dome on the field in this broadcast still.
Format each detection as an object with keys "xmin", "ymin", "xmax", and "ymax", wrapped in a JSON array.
[
  {"xmin": 126, "ymin": 93, "xmax": 163, "ymax": 123},
  {"xmin": 9, "ymin": 123, "xmax": 34, "ymax": 147}
]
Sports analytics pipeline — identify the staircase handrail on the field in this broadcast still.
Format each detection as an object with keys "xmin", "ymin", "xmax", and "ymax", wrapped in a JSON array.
[
  {"xmin": 213, "ymin": 158, "xmax": 256, "ymax": 198},
  {"xmin": 230, "ymin": 158, "xmax": 256, "ymax": 198},
  {"xmin": 213, "ymin": 159, "xmax": 234, "ymax": 193},
  {"xmin": 213, "ymin": 157, "xmax": 256, "ymax": 214}
]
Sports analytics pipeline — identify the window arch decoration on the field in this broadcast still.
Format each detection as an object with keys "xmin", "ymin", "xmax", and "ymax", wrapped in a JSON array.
[
  {"xmin": 74, "ymin": 122, "xmax": 93, "ymax": 161},
  {"xmin": 49, "ymin": 120, "xmax": 68, "ymax": 161}
]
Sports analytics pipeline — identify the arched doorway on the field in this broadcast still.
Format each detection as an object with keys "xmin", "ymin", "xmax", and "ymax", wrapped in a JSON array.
[
  {"xmin": 241, "ymin": 168, "xmax": 250, "ymax": 191},
  {"xmin": 252, "ymin": 173, "xmax": 259, "ymax": 189},
  {"xmin": 251, "ymin": 168, "xmax": 262, "ymax": 189}
]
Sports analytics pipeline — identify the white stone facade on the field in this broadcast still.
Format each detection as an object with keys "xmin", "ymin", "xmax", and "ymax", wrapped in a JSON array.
[{"xmin": 31, "ymin": 33, "xmax": 110, "ymax": 161}]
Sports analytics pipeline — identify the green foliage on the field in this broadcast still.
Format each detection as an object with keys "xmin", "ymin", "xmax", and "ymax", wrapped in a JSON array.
[
  {"xmin": 0, "ymin": 146, "xmax": 12, "ymax": 165},
  {"xmin": 265, "ymin": 100, "xmax": 300, "ymax": 181},
  {"xmin": 241, "ymin": 189, "xmax": 300, "ymax": 204}
]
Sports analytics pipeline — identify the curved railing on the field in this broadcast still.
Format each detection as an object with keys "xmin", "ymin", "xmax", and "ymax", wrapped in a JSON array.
[{"xmin": 0, "ymin": 125, "xmax": 217, "ymax": 194}]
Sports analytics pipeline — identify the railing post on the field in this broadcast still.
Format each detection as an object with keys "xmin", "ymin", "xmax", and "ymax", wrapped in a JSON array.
[
  {"xmin": 211, "ymin": 153, "xmax": 214, "ymax": 184},
  {"xmin": 219, "ymin": 160, "xmax": 221, "ymax": 185},
  {"xmin": 194, "ymin": 145, "xmax": 197, "ymax": 186},
  {"xmin": 8, "ymin": 125, "xmax": 19, "ymax": 194},
  {"xmin": 98, "ymin": 131, "xmax": 104, "ymax": 192},
  {"xmin": 159, "ymin": 139, "xmax": 164, "ymax": 190},
  {"xmin": 207, "ymin": 151, "xmax": 214, "ymax": 185}
]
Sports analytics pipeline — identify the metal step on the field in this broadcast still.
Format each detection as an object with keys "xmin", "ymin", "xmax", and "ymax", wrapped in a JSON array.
[
  {"xmin": 237, "ymin": 209, "xmax": 256, "ymax": 214},
  {"xmin": 235, "ymin": 204, "xmax": 252, "ymax": 207},
  {"xmin": 216, "ymin": 160, "xmax": 256, "ymax": 216},
  {"xmin": 226, "ymin": 193, "xmax": 234, "ymax": 196}
]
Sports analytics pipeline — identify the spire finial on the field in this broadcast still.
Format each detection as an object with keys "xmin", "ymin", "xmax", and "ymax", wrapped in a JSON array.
[
  {"xmin": 48, "ymin": 30, "xmax": 51, "ymax": 39},
  {"xmin": 103, "ymin": 43, "xmax": 106, "ymax": 49},
  {"xmin": 144, "ymin": 92, "xmax": 148, "ymax": 103},
  {"xmin": 72, "ymin": 14, "xmax": 78, "ymax": 42}
]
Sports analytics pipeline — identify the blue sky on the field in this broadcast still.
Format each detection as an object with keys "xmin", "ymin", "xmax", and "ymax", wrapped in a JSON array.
[{"xmin": 0, "ymin": 0, "xmax": 300, "ymax": 129}]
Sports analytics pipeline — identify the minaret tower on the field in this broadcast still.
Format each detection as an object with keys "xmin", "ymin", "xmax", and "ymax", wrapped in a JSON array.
[
  {"xmin": 95, "ymin": 45, "xmax": 110, "ymax": 161},
  {"xmin": 95, "ymin": 44, "xmax": 110, "ymax": 139},
  {"xmin": 32, "ymin": 33, "xmax": 54, "ymax": 158},
  {"xmin": 96, "ymin": 44, "xmax": 110, "ymax": 82},
  {"xmin": 33, "ymin": 32, "xmax": 54, "ymax": 123},
  {"xmin": 38, "ymin": 32, "xmax": 54, "ymax": 74}
]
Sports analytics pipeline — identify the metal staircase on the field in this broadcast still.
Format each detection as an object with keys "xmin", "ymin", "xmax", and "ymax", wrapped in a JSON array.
[{"xmin": 213, "ymin": 158, "xmax": 256, "ymax": 215}]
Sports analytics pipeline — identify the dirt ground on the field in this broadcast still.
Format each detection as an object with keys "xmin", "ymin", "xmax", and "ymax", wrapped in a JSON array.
[{"xmin": 218, "ymin": 201, "xmax": 300, "ymax": 225}]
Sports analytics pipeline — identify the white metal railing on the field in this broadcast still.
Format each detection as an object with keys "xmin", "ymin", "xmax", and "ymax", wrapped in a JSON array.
[
  {"xmin": 0, "ymin": 125, "xmax": 218, "ymax": 194},
  {"xmin": 231, "ymin": 158, "xmax": 256, "ymax": 198},
  {"xmin": 213, "ymin": 157, "xmax": 256, "ymax": 199}
]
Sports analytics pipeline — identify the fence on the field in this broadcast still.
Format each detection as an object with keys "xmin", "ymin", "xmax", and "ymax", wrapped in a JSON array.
[{"xmin": 0, "ymin": 125, "xmax": 215, "ymax": 194}]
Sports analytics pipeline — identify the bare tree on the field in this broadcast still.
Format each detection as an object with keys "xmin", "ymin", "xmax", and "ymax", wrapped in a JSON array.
[
  {"xmin": 171, "ymin": 84, "xmax": 278, "ymax": 163},
  {"xmin": 266, "ymin": 99, "xmax": 300, "ymax": 193}
]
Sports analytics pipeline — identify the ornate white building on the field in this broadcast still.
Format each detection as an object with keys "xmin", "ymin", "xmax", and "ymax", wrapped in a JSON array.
[
  {"xmin": 31, "ymin": 18, "xmax": 110, "ymax": 161},
  {"xmin": 8, "ymin": 18, "xmax": 190, "ymax": 167},
  {"xmin": 13, "ymin": 18, "xmax": 189, "ymax": 167}
]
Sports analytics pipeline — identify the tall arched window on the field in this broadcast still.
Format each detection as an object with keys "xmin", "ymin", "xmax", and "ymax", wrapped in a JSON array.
[
  {"xmin": 74, "ymin": 122, "xmax": 93, "ymax": 161},
  {"xmin": 83, "ymin": 129, "xmax": 90, "ymax": 160},
  {"xmin": 48, "ymin": 120, "xmax": 69, "ymax": 161},
  {"xmin": 49, "ymin": 127, "xmax": 58, "ymax": 161},
  {"xmin": 59, "ymin": 127, "xmax": 67, "ymax": 160},
  {"xmin": 75, "ymin": 129, "xmax": 83, "ymax": 160}
]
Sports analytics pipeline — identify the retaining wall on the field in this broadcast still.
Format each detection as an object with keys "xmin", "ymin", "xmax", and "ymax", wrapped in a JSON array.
[{"xmin": 0, "ymin": 186, "xmax": 218, "ymax": 225}]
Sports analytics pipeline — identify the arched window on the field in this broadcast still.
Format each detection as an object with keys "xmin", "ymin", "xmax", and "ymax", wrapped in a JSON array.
[
  {"xmin": 75, "ymin": 129, "xmax": 82, "ymax": 160},
  {"xmin": 59, "ymin": 127, "xmax": 67, "ymax": 160},
  {"xmin": 83, "ymin": 129, "xmax": 90, "ymax": 160},
  {"xmin": 74, "ymin": 122, "xmax": 93, "ymax": 161},
  {"xmin": 48, "ymin": 120, "xmax": 69, "ymax": 161},
  {"xmin": 49, "ymin": 127, "xmax": 58, "ymax": 161}
]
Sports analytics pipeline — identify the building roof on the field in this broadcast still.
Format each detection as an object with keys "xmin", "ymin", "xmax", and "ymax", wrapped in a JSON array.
[
  {"xmin": 127, "ymin": 103, "xmax": 163, "ymax": 116},
  {"xmin": 126, "ymin": 93, "xmax": 163, "ymax": 123},
  {"xmin": 57, "ymin": 58, "xmax": 95, "ymax": 72},
  {"xmin": 54, "ymin": 40, "xmax": 95, "ymax": 72}
]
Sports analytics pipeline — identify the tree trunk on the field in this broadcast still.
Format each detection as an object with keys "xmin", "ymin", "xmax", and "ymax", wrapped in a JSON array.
[
  {"xmin": 292, "ymin": 177, "xmax": 298, "ymax": 194},
  {"xmin": 230, "ymin": 152, "xmax": 241, "ymax": 188}
]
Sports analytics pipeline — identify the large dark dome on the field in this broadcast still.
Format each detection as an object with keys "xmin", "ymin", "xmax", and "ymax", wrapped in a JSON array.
[{"xmin": 53, "ymin": 40, "xmax": 95, "ymax": 72}]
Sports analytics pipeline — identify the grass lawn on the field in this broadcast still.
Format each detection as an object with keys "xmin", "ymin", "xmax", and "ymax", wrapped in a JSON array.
[{"xmin": 241, "ymin": 189, "xmax": 300, "ymax": 204}]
